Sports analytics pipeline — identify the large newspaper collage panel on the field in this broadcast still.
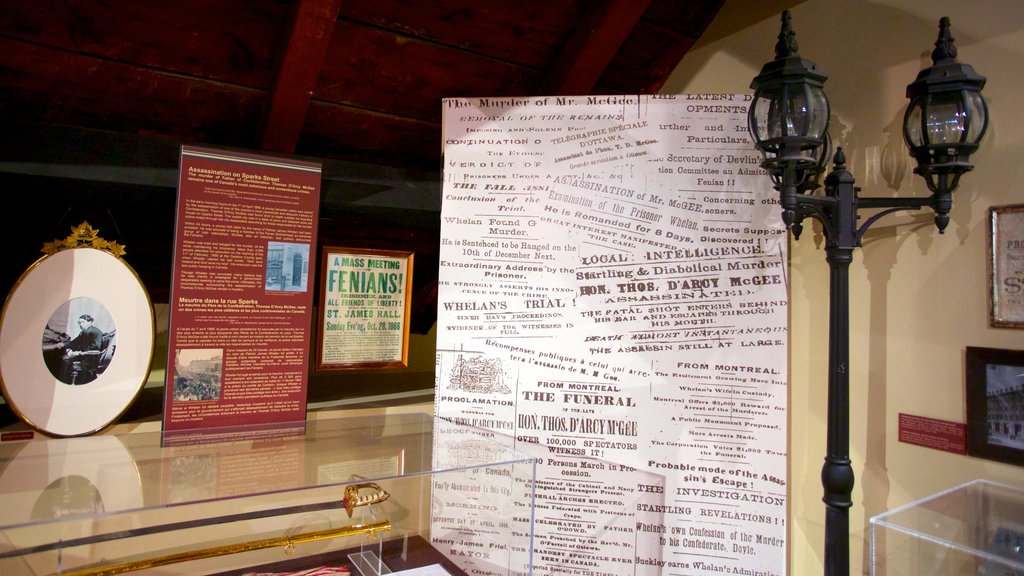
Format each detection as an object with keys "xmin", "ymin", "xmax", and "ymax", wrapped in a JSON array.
[{"xmin": 434, "ymin": 95, "xmax": 787, "ymax": 576}]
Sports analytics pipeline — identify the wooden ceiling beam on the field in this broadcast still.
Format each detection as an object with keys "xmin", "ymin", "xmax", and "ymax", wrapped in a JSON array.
[
  {"xmin": 539, "ymin": 0, "xmax": 653, "ymax": 96},
  {"xmin": 258, "ymin": 0, "xmax": 342, "ymax": 154}
]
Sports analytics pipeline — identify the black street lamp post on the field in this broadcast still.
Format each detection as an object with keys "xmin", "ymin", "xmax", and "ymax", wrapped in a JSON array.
[{"xmin": 746, "ymin": 11, "xmax": 988, "ymax": 576}]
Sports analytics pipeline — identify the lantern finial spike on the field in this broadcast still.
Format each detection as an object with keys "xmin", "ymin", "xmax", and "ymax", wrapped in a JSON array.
[
  {"xmin": 775, "ymin": 10, "xmax": 799, "ymax": 59},
  {"xmin": 931, "ymin": 17, "xmax": 957, "ymax": 63}
]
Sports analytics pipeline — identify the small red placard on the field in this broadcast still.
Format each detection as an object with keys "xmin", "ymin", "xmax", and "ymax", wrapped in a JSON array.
[
  {"xmin": 1, "ymin": 431, "xmax": 34, "ymax": 442},
  {"xmin": 898, "ymin": 413, "xmax": 966, "ymax": 455}
]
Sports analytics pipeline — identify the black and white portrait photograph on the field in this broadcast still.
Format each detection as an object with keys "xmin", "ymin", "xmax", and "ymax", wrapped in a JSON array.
[{"xmin": 42, "ymin": 297, "xmax": 117, "ymax": 386}]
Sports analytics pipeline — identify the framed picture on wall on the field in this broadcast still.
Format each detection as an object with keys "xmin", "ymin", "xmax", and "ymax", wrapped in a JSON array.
[
  {"xmin": 316, "ymin": 247, "xmax": 414, "ymax": 370},
  {"xmin": 0, "ymin": 223, "xmax": 155, "ymax": 437},
  {"xmin": 989, "ymin": 205, "xmax": 1024, "ymax": 328},
  {"xmin": 965, "ymin": 346, "xmax": 1024, "ymax": 466}
]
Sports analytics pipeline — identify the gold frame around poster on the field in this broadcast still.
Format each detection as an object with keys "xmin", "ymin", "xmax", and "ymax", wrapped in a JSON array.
[
  {"xmin": 316, "ymin": 247, "xmax": 413, "ymax": 370},
  {"xmin": 0, "ymin": 223, "xmax": 155, "ymax": 436},
  {"xmin": 989, "ymin": 205, "xmax": 1024, "ymax": 328}
]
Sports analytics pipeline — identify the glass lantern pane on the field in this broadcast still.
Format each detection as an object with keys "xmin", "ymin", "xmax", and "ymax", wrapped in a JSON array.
[
  {"xmin": 747, "ymin": 99, "xmax": 761, "ymax": 143},
  {"xmin": 965, "ymin": 91, "xmax": 987, "ymax": 145},
  {"xmin": 925, "ymin": 92, "xmax": 966, "ymax": 145},
  {"xmin": 750, "ymin": 95, "xmax": 778, "ymax": 142},
  {"xmin": 808, "ymin": 86, "xmax": 830, "ymax": 139},
  {"xmin": 796, "ymin": 147, "xmax": 817, "ymax": 162},
  {"xmin": 783, "ymin": 84, "xmax": 812, "ymax": 137},
  {"xmin": 778, "ymin": 84, "xmax": 828, "ymax": 142},
  {"xmin": 764, "ymin": 95, "xmax": 783, "ymax": 140},
  {"xmin": 905, "ymin": 99, "xmax": 923, "ymax": 147}
]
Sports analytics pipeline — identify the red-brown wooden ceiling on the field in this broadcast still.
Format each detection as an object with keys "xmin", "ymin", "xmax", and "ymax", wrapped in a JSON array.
[
  {"xmin": 0, "ymin": 0, "xmax": 725, "ymax": 169},
  {"xmin": 0, "ymin": 0, "xmax": 727, "ymax": 344}
]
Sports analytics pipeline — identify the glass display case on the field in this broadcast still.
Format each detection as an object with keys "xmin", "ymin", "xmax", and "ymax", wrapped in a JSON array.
[
  {"xmin": 870, "ymin": 479, "xmax": 1024, "ymax": 575},
  {"xmin": 0, "ymin": 412, "xmax": 535, "ymax": 576}
]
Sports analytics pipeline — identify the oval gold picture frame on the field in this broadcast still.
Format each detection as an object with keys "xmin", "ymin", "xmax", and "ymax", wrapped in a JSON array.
[{"xmin": 0, "ymin": 247, "xmax": 155, "ymax": 436}]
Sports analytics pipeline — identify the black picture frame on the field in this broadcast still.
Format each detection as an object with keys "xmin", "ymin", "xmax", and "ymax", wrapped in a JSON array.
[{"xmin": 966, "ymin": 346, "xmax": 1024, "ymax": 466}]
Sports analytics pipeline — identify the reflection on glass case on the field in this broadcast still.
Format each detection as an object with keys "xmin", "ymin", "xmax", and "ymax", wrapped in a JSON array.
[
  {"xmin": 870, "ymin": 479, "xmax": 1024, "ymax": 575},
  {"xmin": 0, "ymin": 413, "xmax": 535, "ymax": 575}
]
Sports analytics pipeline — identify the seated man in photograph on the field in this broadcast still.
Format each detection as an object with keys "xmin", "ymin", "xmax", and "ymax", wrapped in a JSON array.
[{"xmin": 57, "ymin": 314, "xmax": 105, "ymax": 385}]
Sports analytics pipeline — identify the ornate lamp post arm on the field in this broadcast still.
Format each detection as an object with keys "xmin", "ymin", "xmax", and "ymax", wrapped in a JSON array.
[{"xmin": 747, "ymin": 12, "xmax": 988, "ymax": 576}]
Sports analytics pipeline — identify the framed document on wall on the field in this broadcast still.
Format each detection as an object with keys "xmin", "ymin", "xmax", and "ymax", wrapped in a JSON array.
[
  {"xmin": 317, "ymin": 247, "xmax": 413, "ymax": 370},
  {"xmin": 989, "ymin": 205, "xmax": 1024, "ymax": 328}
]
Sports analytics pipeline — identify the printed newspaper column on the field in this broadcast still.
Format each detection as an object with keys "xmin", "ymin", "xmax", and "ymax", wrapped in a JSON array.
[
  {"xmin": 431, "ymin": 417, "xmax": 538, "ymax": 576},
  {"xmin": 435, "ymin": 95, "xmax": 786, "ymax": 576}
]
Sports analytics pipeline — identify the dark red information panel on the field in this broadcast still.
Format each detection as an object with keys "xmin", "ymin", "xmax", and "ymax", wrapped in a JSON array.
[
  {"xmin": 163, "ymin": 146, "xmax": 321, "ymax": 434},
  {"xmin": 898, "ymin": 413, "xmax": 967, "ymax": 455}
]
